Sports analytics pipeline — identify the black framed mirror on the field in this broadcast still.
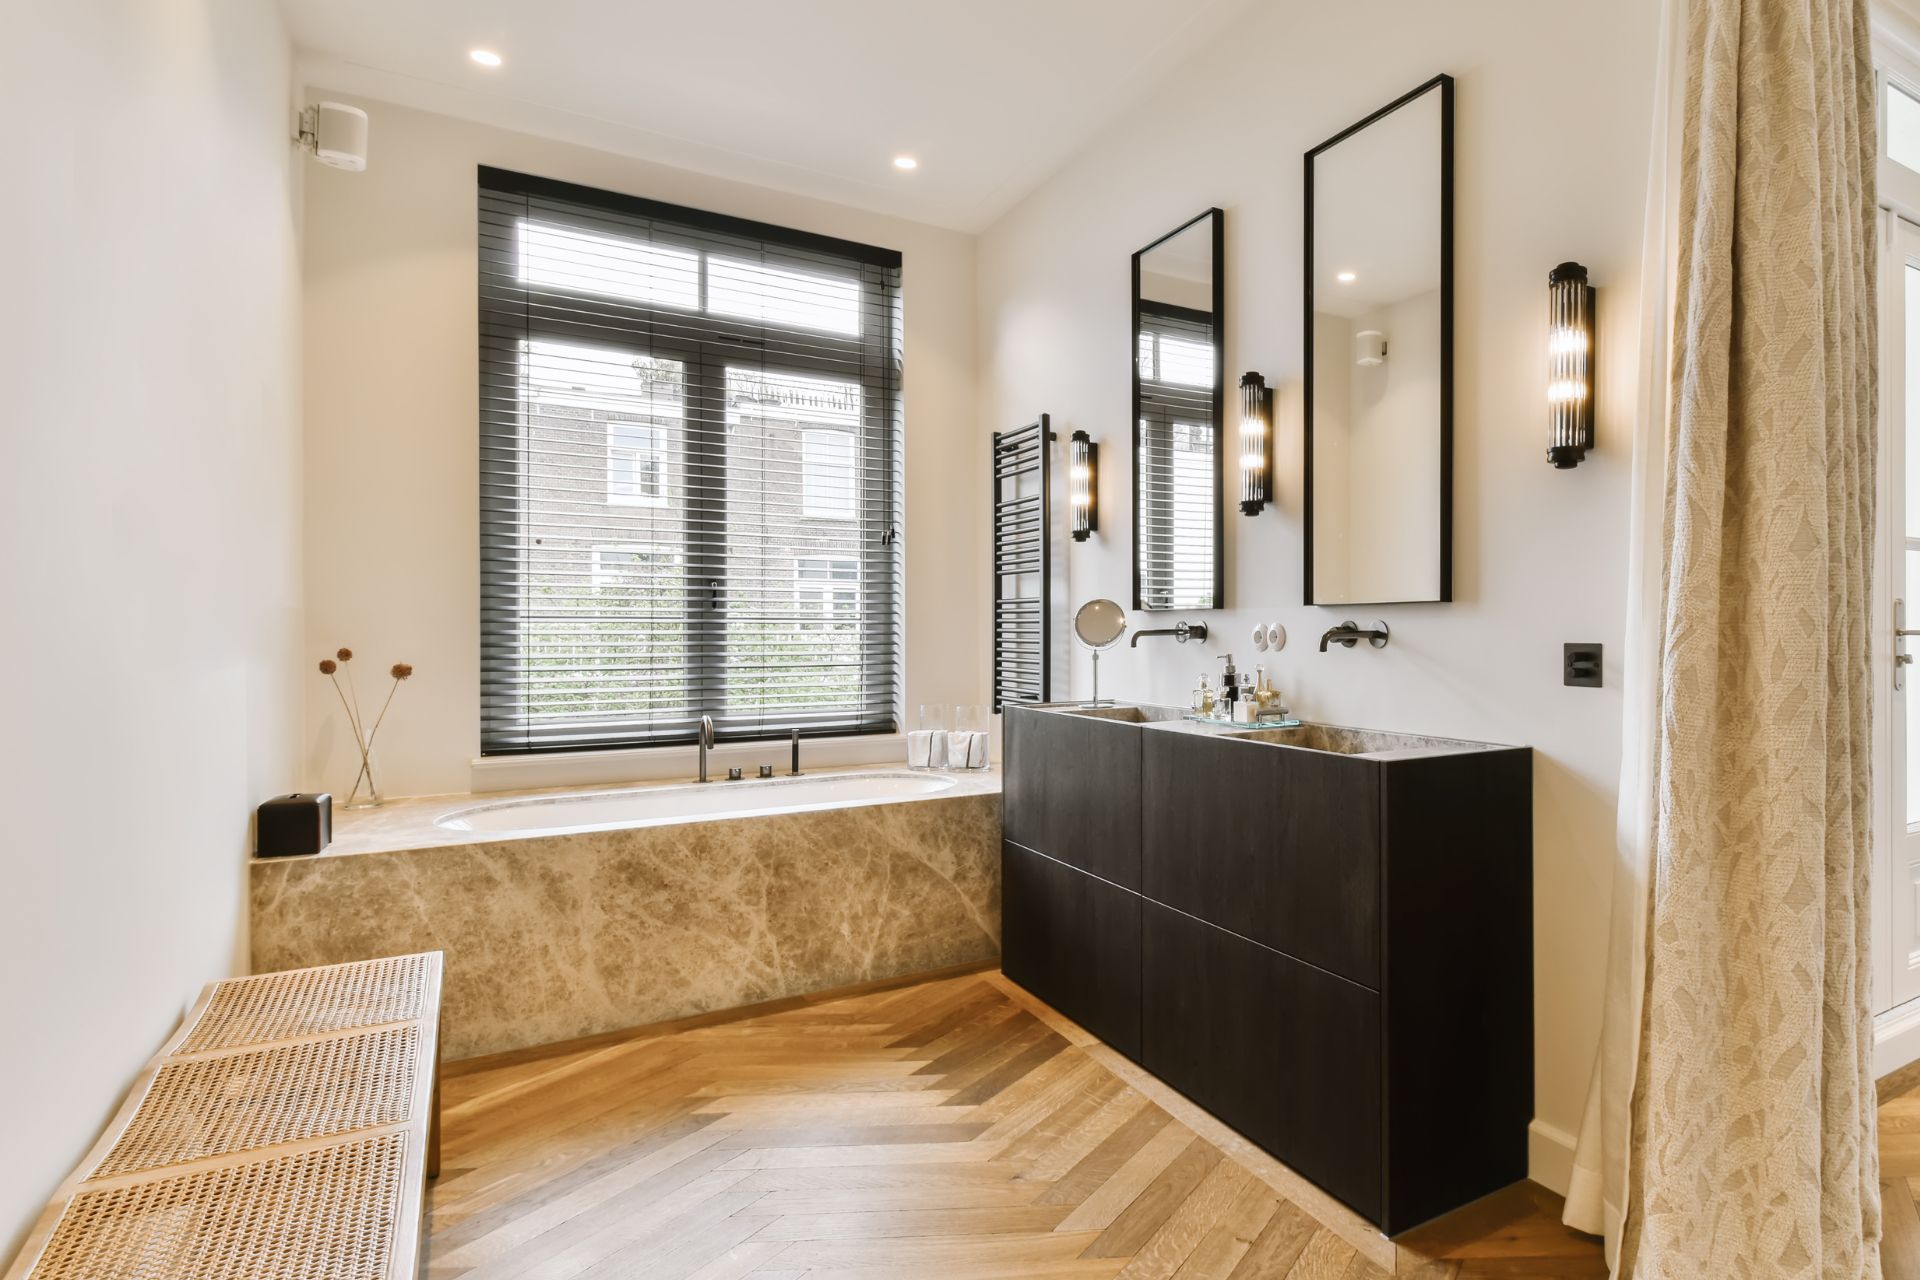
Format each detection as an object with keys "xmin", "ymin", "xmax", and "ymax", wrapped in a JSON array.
[
  {"xmin": 1304, "ymin": 75, "xmax": 1452, "ymax": 605},
  {"xmin": 1132, "ymin": 208, "xmax": 1224, "ymax": 612}
]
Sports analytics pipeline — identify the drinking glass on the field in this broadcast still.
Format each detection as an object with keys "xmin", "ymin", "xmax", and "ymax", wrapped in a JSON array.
[
  {"xmin": 950, "ymin": 704, "xmax": 989, "ymax": 771},
  {"xmin": 910, "ymin": 704, "xmax": 947, "ymax": 769}
]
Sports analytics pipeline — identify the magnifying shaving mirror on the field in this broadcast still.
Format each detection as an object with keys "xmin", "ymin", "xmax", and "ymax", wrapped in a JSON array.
[{"xmin": 1073, "ymin": 599, "xmax": 1128, "ymax": 706}]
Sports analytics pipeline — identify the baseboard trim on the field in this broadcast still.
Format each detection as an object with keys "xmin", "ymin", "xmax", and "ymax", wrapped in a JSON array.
[
  {"xmin": 1876, "ymin": 996, "xmax": 1920, "ymax": 1091},
  {"xmin": 1528, "ymin": 1118, "xmax": 1577, "ymax": 1198}
]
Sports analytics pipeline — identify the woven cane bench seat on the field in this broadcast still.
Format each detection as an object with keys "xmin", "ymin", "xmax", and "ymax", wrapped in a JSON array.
[{"xmin": 4, "ymin": 953, "xmax": 442, "ymax": 1280}]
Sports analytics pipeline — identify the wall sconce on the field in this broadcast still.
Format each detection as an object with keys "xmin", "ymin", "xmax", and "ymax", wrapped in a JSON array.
[
  {"xmin": 1548, "ymin": 261, "xmax": 1595, "ymax": 468},
  {"xmin": 1069, "ymin": 430, "xmax": 1097, "ymax": 541},
  {"xmin": 1354, "ymin": 330, "xmax": 1388, "ymax": 367},
  {"xmin": 1238, "ymin": 371, "xmax": 1273, "ymax": 516}
]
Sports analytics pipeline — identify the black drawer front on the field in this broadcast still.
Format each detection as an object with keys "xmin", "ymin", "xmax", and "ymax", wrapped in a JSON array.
[
  {"xmin": 1141, "ymin": 902, "xmax": 1381, "ymax": 1223},
  {"xmin": 1142, "ymin": 731, "xmax": 1380, "ymax": 987},
  {"xmin": 1001, "ymin": 841, "xmax": 1142, "ymax": 1059},
  {"xmin": 1003, "ymin": 708, "xmax": 1143, "ymax": 890}
]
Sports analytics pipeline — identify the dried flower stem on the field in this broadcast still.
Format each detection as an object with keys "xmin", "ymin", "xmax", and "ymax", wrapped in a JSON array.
[
  {"xmin": 326, "ymin": 672, "xmax": 377, "ymax": 804},
  {"xmin": 342, "ymin": 663, "xmax": 367, "ymax": 757},
  {"xmin": 363, "ymin": 677, "xmax": 404, "ymax": 757}
]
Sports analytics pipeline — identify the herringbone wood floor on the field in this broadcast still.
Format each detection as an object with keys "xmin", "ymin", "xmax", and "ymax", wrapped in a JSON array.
[{"xmin": 426, "ymin": 968, "xmax": 1919, "ymax": 1278}]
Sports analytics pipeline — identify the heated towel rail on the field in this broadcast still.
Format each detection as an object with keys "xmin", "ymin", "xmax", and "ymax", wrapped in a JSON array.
[{"xmin": 993, "ymin": 416, "xmax": 1053, "ymax": 713}]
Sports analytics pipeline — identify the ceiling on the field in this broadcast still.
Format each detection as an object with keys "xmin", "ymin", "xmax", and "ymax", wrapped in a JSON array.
[{"xmin": 282, "ymin": 0, "xmax": 1258, "ymax": 233}]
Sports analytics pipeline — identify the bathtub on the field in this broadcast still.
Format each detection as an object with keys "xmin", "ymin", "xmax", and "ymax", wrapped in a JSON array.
[
  {"xmin": 252, "ymin": 763, "xmax": 1000, "ymax": 1058},
  {"xmin": 434, "ymin": 769, "xmax": 960, "ymax": 837}
]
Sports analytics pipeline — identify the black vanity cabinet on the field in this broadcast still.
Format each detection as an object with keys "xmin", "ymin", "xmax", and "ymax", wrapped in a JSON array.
[
  {"xmin": 1002, "ymin": 705, "xmax": 1143, "ymax": 889},
  {"xmin": 1141, "ymin": 730, "xmax": 1379, "ymax": 986},
  {"xmin": 1141, "ymin": 901, "xmax": 1382, "ymax": 1216},
  {"xmin": 1000, "ymin": 705, "xmax": 1533, "ymax": 1235},
  {"xmin": 1002, "ymin": 841, "xmax": 1142, "ymax": 1058}
]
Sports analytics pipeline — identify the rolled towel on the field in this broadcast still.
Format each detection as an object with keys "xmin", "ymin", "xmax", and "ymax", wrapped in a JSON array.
[
  {"xmin": 965, "ymin": 731, "xmax": 989, "ymax": 770},
  {"xmin": 942, "ymin": 730, "xmax": 972, "ymax": 770}
]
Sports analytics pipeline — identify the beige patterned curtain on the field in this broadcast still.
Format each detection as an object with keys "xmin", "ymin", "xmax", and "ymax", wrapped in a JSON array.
[{"xmin": 1614, "ymin": 0, "xmax": 1881, "ymax": 1275}]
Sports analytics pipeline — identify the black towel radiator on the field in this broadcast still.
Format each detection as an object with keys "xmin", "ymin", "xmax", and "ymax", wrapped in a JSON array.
[{"xmin": 992, "ymin": 415, "xmax": 1053, "ymax": 713}]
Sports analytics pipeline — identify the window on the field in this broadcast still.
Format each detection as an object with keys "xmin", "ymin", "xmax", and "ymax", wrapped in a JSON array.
[
  {"xmin": 607, "ymin": 422, "xmax": 666, "ymax": 506},
  {"xmin": 591, "ymin": 543, "xmax": 677, "ymax": 590},
  {"xmin": 1893, "ymin": 82, "xmax": 1920, "ymax": 178},
  {"xmin": 802, "ymin": 429, "xmax": 856, "ymax": 519},
  {"xmin": 796, "ymin": 556, "xmax": 859, "ymax": 622},
  {"xmin": 480, "ymin": 168, "xmax": 903, "ymax": 753}
]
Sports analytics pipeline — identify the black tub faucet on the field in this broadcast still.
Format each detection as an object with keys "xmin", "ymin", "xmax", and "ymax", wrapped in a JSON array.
[
  {"xmin": 1130, "ymin": 620, "xmax": 1209, "ymax": 648},
  {"xmin": 1320, "ymin": 620, "xmax": 1391, "ymax": 652}
]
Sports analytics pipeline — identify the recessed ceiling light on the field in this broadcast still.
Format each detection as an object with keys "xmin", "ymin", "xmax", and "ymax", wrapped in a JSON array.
[
  {"xmin": 892, "ymin": 155, "xmax": 919, "ymax": 171},
  {"xmin": 470, "ymin": 49, "xmax": 503, "ymax": 68},
  {"xmin": 1337, "ymin": 271, "xmax": 1357, "ymax": 283}
]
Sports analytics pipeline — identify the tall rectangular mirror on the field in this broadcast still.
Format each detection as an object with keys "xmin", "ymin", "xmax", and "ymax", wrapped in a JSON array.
[
  {"xmin": 1133, "ymin": 208, "xmax": 1224, "ymax": 611},
  {"xmin": 1305, "ymin": 75, "xmax": 1452, "ymax": 605}
]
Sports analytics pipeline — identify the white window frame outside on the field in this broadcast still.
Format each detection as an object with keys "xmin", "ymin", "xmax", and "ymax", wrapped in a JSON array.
[
  {"xmin": 795, "ymin": 555, "xmax": 859, "ymax": 623},
  {"xmin": 801, "ymin": 428, "xmax": 857, "ymax": 520},
  {"xmin": 607, "ymin": 419, "xmax": 668, "ymax": 508},
  {"xmin": 591, "ymin": 541, "xmax": 678, "ymax": 590}
]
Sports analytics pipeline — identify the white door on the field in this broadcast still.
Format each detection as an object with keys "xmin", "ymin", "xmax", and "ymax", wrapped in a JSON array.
[{"xmin": 1878, "ymin": 214, "xmax": 1920, "ymax": 1016}]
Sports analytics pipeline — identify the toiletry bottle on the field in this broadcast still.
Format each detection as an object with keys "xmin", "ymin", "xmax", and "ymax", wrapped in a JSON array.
[
  {"xmin": 1192, "ymin": 674, "xmax": 1213, "ymax": 715},
  {"xmin": 1219, "ymin": 654, "xmax": 1238, "ymax": 707}
]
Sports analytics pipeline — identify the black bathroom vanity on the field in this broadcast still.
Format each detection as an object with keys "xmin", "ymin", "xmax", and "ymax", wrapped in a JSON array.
[{"xmin": 1001, "ymin": 703, "xmax": 1532, "ymax": 1234}]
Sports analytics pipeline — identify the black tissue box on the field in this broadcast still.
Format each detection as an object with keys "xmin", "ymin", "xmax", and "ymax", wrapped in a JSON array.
[{"xmin": 256, "ymin": 793, "xmax": 332, "ymax": 858}]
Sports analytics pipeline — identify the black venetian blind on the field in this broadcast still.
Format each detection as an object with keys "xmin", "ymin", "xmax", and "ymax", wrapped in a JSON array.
[{"xmin": 478, "ymin": 167, "xmax": 903, "ymax": 754}]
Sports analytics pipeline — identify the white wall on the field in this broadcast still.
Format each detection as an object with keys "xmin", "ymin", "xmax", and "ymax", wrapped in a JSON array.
[
  {"xmin": 1339, "ymin": 290, "xmax": 1442, "ymax": 602},
  {"xmin": 0, "ymin": 0, "xmax": 303, "ymax": 1257},
  {"xmin": 977, "ymin": 1, "xmax": 1658, "ymax": 1191},
  {"xmin": 302, "ymin": 98, "xmax": 981, "ymax": 798}
]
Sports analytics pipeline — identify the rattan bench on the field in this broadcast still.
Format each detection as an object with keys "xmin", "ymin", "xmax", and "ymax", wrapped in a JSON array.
[{"xmin": 4, "ymin": 952, "xmax": 443, "ymax": 1280}]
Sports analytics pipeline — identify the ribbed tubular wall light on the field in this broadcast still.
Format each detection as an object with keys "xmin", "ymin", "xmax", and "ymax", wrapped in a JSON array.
[
  {"xmin": 1069, "ymin": 430, "xmax": 1097, "ymax": 541},
  {"xmin": 1547, "ymin": 262, "xmax": 1595, "ymax": 469},
  {"xmin": 1238, "ymin": 371, "xmax": 1272, "ymax": 515}
]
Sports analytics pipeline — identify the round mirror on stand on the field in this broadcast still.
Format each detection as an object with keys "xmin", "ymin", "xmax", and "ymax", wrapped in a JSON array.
[{"xmin": 1073, "ymin": 599, "xmax": 1128, "ymax": 706}]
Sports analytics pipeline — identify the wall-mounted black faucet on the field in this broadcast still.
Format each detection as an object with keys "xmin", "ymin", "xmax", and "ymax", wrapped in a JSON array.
[
  {"xmin": 1320, "ymin": 620, "xmax": 1390, "ymax": 652},
  {"xmin": 1130, "ymin": 620, "xmax": 1209, "ymax": 648}
]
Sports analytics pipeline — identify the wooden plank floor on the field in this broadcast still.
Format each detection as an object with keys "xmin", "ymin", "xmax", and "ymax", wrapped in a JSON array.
[{"xmin": 424, "ymin": 969, "xmax": 1919, "ymax": 1278}]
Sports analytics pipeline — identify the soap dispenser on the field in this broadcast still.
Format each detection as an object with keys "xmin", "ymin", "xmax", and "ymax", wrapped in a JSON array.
[{"xmin": 1218, "ymin": 654, "xmax": 1238, "ymax": 708}]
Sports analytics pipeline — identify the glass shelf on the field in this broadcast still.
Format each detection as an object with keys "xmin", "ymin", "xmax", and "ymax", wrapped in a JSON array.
[{"xmin": 1181, "ymin": 711, "xmax": 1302, "ymax": 729}]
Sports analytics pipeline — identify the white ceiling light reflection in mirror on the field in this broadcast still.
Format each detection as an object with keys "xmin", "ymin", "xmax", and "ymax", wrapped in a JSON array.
[{"xmin": 283, "ymin": 0, "xmax": 1259, "ymax": 231}]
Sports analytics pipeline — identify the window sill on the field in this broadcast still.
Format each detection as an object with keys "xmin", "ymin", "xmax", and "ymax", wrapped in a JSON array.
[{"xmin": 469, "ymin": 732, "xmax": 907, "ymax": 794}]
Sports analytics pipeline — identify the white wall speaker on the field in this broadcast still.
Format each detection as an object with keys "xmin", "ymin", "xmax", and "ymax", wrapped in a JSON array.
[{"xmin": 301, "ymin": 101, "xmax": 368, "ymax": 171}]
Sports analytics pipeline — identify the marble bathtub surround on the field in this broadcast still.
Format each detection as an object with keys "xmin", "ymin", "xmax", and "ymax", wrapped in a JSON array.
[
  {"xmin": 252, "ymin": 771, "xmax": 1001, "ymax": 1060},
  {"xmin": 302, "ymin": 763, "xmax": 1000, "ymax": 860}
]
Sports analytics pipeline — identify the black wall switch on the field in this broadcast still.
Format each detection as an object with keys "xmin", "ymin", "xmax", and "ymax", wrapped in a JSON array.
[
  {"xmin": 257, "ymin": 793, "xmax": 332, "ymax": 857},
  {"xmin": 1564, "ymin": 643, "xmax": 1603, "ymax": 688}
]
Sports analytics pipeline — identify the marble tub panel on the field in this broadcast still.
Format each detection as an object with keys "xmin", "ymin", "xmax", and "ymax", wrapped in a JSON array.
[{"xmin": 250, "ymin": 792, "xmax": 1001, "ymax": 1059}]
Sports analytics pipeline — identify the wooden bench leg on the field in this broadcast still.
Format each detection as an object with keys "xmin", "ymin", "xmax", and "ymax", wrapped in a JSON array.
[{"xmin": 428, "ymin": 1013, "xmax": 443, "ymax": 1179}]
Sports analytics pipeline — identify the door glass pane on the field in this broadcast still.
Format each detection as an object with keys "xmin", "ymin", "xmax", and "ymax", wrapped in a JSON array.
[
  {"xmin": 521, "ymin": 339, "xmax": 691, "ymax": 726},
  {"xmin": 1908, "ymin": 264, "xmax": 1920, "ymax": 539},
  {"xmin": 1893, "ymin": 85, "xmax": 1920, "ymax": 177},
  {"xmin": 722, "ymin": 367, "xmax": 865, "ymax": 718},
  {"xmin": 1909, "ymin": 260, "xmax": 1920, "ymax": 826},
  {"xmin": 1909, "ymin": 552, "xmax": 1920, "ymax": 828}
]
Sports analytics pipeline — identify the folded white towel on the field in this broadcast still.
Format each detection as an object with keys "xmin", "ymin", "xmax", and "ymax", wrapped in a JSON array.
[
  {"xmin": 965, "ymin": 731, "xmax": 989, "ymax": 769},
  {"xmin": 907, "ymin": 730, "xmax": 934, "ymax": 769}
]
